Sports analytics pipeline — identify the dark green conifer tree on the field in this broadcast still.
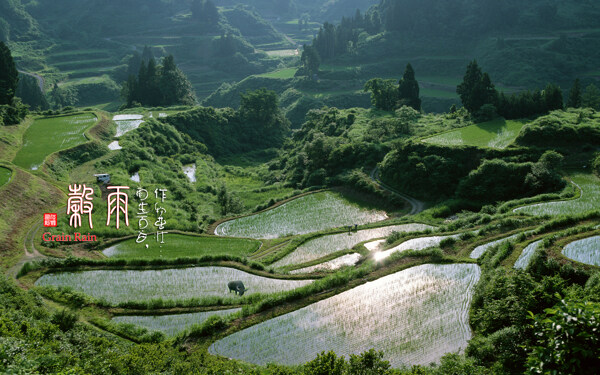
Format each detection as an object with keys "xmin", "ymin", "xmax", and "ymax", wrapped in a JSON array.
[
  {"xmin": 398, "ymin": 63, "xmax": 421, "ymax": 111},
  {"xmin": 567, "ymin": 78, "xmax": 582, "ymax": 108},
  {"xmin": 0, "ymin": 41, "xmax": 18, "ymax": 105}
]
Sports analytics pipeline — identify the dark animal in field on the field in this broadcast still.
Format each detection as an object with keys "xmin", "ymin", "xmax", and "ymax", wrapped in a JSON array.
[{"xmin": 228, "ymin": 280, "xmax": 248, "ymax": 296}]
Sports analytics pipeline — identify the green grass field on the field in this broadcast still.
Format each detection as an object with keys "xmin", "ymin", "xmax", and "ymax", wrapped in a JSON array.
[
  {"xmin": 210, "ymin": 263, "xmax": 481, "ymax": 367},
  {"xmin": 215, "ymin": 192, "xmax": 388, "ymax": 239},
  {"xmin": 36, "ymin": 266, "xmax": 313, "ymax": 304},
  {"xmin": 422, "ymin": 118, "xmax": 528, "ymax": 149},
  {"xmin": 514, "ymin": 173, "xmax": 600, "ymax": 216},
  {"xmin": 257, "ymin": 68, "xmax": 298, "ymax": 78},
  {"xmin": 0, "ymin": 167, "xmax": 12, "ymax": 187},
  {"xmin": 562, "ymin": 236, "xmax": 600, "ymax": 266},
  {"xmin": 102, "ymin": 234, "xmax": 261, "ymax": 260},
  {"xmin": 112, "ymin": 308, "xmax": 241, "ymax": 337},
  {"xmin": 272, "ymin": 224, "xmax": 435, "ymax": 268},
  {"xmin": 12, "ymin": 113, "xmax": 98, "ymax": 170}
]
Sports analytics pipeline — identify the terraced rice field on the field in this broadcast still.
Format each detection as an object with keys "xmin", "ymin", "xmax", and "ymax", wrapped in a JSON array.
[
  {"xmin": 272, "ymin": 224, "xmax": 435, "ymax": 268},
  {"xmin": 182, "ymin": 164, "xmax": 196, "ymax": 183},
  {"xmin": 102, "ymin": 234, "xmax": 260, "ymax": 260},
  {"xmin": 13, "ymin": 113, "xmax": 97, "ymax": 170},
  {"xmin": 113, "ymin": 114, "xmax": 144, "ymax": 137},
  {"xmin": 371, "ymin": 233, "xmax": 463, "ymax": 261},
  {"xmin": 514, "ymin": 174, "xmax": 600, "ymax": 216},
  {"xmin": 0, "ymin": 167, "xmax": 11, "ymax": 187},
  {"xmin": 215, "ymin": 192, "xmax": 387, "ymax": 239},
  {"xmin": 36, "ymin": 267, "xmax": 312, "ymax": 304},
  {"xmin": 113, "ymin": 308, "xmax": 241, "ymax": 336},
  {"xmin": 422, "ymin": 118, "xmax": 527, "ymax": 149},
  {"xmin": 562, "ymin": 236, "xmax": 600, "ymax": 266},
  {"xmin": 470, "ymin": 232, "xmax": 525, "ymax": 259},
  {"xmin": 514, "ymin": 240, "xmax": 543, "ymax": 269},
  {"xmin": 210, "ymin": 263, "xmax": 481, "ymax": 367},
  {"xmin": 290, "ymin": 254, "xmax": 362, "ymax": 274}
]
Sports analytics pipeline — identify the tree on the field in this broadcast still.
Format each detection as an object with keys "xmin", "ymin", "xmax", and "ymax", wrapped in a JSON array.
[
  {"xmin": 301, "ymin": 44, "xmax": 320, "ymax": 78},
  {"xmin": 16, "ymin": 74, "xmax": 48, "ymax": 110},
  {"xmin": 582, "ymin": 84, "xmax": 600, "ymax": 109},
  {"xmin": 457, "ymin": 60, "xmax": 483, "ymax": 112},
  {"xmin": 364, "ymin": 78, "xmax": 399, "ymax": 111},
  {"xmin": 159, "ymin": 55, "xmax": 195, "ymax": 106},
  {"xmin": 0, "ymin": 41, "xmax": 18, "ymax": 105},
  {"xmin": 240, "ymin": 88, "xmax": 279, "ymax": 124},
  {"xmin": 192, "ymin": 0, "xmax": 219, "ymax": 25},
  {"xmin": 398, "ymin": 63, "xmax": 421, "ymax": 111},
  {"xmin": 304, "ymin": 351, "xmax": 345, "ymax": 375},
  {"xmin": 543, "ymin": 83, "xmax": 563, "ymax": 111},
  {"xmin": 527, "ymin": 299, "xmax": 600, "ymax": 375},
  {"xmin": 567, "ymin": 78, "xmax": 582, "ymax": 108},
  {"xmin": 456, "ymin": 60, "xmax": 499, "ymax": 113}
]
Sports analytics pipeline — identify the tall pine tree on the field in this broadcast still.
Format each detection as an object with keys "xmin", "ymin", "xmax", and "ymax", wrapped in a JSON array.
[
  {"xmin": 567, "ymin": 78, "xmax": 582, "ymax": 108},
  {"xmin": 398, "ymin": 63, "xmax": 421, "ymax": 111},
  {"xmin": 0, "ymin": 41, "xmax": 18, "ymax": 105}
]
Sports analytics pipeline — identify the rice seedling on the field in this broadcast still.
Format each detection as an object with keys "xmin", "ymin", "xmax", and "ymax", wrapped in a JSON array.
[
  {"xmin": 210, "ymin": 263, "xmax": 481, "ymax": 367},
  {"xmin": 102, "ymin": 234, "xmax": 260, "ymax": 260},
  {"xmin": 514, "ymin": 174, "xmax": 600, "ymax": 216},
  {"xmin": 13, "ymin": 113, "xmax": 97, "ymax": 170},
  {"xmin": 514, "ymin": 240, "xmax": 543, "ymax": 269},
  {"xmin": 272, "ymin": 224, "xmax": 434, "ymax": 268},
  {"xmin": 215, "ymin": 192, "xmax": 387, "ymax": 239},
  {"xmin": 562, "ymin": 236, "xmax": 600, "ymax": 266},
  {"xmin": 112, "ymin": 308, "xmax": 241, "ymax": 337},
  {"xmin": 35, "ymin": 266, "xmax": 313, "ymax": 304},
  {"xmin": 290, "ymin": 254, "xmax": 362, "ymax": 274},
  {"xmin": 113, "ymin": 114, "xmax": 143, "ymax": 137}
]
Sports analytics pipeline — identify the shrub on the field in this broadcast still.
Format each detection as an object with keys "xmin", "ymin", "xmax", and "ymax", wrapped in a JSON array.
[{"xmin": 51, "ymin": 309, "xmax": 78, "ymax": 332}]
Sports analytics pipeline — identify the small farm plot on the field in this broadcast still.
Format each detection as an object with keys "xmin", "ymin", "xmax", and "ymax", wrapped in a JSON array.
[
  {"xmin": 102, "ymin": 234, "xmax": 260, "ymax": 260},
  {"xmin": 113, "ymin": 308, "xmax": 241, "ymax": 337},
  {"xmin": 371, "ymin": 233, "xmax": 463, "ymax": 261},
  {"xmin": 470, "ymin": 232, "xmax": 526, "ymax": 259},
  {"xmin": 113, "ymin": 114, "xmax": 143, "ymax": 137},
  {"xmin": 290, "ymin": 254, "xmax": 362, "ymax": 274},
  {"xmin": 36, "ymin": 267, "xmax": 313, "ymax": 304},
  {"xmin": 13, "ymin": 113, "xmax": 97, "ymax": 170},
  {"xmin": 210, "ymin": 263, "xmax": 481, "ymax": 367},
  {"xmin": 514, "ymin": 174, "xmax": 600, "ymax": 216},
  {"xmin": 514, "ymin": 240, "xmax": 543, "ymax": 270},
  {"xmin": 422, "ymin": 118, "xmax": 527, "ymax": 149},
  {"xmin": 272, "ymin": 224, "xmax": 435, "ymax": 268},
  {"xmin": 562, "ymin": 236, "xmax": 600, "ymax": 267},
  {"xmin": 215, "ymin": 192, "xmax": 387, "ymax": 239}
]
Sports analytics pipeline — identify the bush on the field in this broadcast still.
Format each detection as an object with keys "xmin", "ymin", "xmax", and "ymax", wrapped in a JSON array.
[{"xmin": 50, "ymin": 309, "xmax": 78, "ymax": 332}]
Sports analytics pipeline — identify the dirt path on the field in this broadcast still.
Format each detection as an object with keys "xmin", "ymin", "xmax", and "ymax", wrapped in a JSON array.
[
  {"xmin": 18, "ymin": 70, "xmax": 45, "ymax": 92},
  {"xmin": 370, "ymin": 167, "xmax": 424, "ymax": 215}
]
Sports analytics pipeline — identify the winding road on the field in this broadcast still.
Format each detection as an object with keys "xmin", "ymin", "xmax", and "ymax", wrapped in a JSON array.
[
  {"xmin": 370, "ymin": 167, "xmax": 425, "ymax": 215},
  {"xmin": 18, "ymin": 70, "xmax": 45, "ymax": 92}
]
